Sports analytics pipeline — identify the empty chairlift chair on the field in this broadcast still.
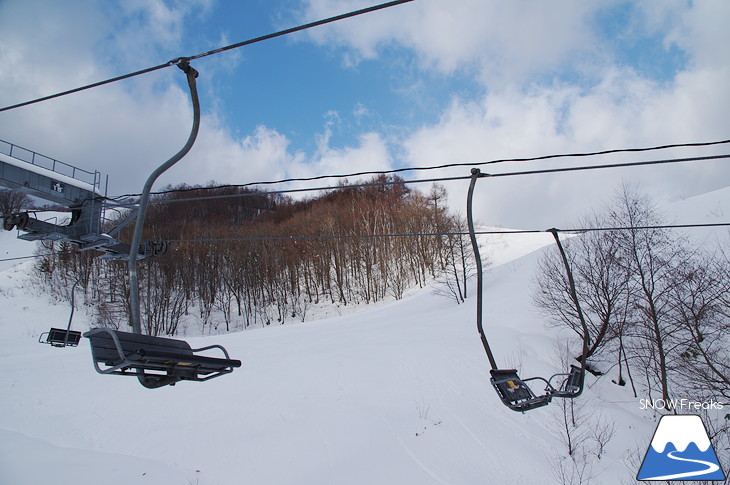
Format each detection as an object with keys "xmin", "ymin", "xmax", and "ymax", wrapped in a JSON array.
[
  {"xmin": 39, "ymin": 328, "xmax": 82, "ymax": 347},
  {"xmin": 84, "ymin": 328, "xmax": 242, "ymax": 389},
  {"xmin": 466, "ymin": 169, "xmax": 588, "ymax": 412},
  {"xmin": 489, "ymin": 369, "xmax": 554, "ymax": 412},
  {"xmin": 39, "ymin": 277, "xmax": 82, "ymax": 348},
  {"xmin": 82, "ymin": 60, "xmax": 241, "ymax": 389},
  {"xmin": 489, "ymin": 365, "xmax": 585, "ymax": 412}
]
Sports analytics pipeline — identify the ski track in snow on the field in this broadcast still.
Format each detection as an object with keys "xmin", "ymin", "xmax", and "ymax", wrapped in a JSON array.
[{"xmin": 371, "ymin": 406, "xmax": 451, "ymax": 485}]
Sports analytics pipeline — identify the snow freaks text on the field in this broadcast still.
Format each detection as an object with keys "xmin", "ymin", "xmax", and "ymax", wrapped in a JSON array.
[{"xmin": 639, "ymin": 398, "xmax": 724, "ymax": 411}]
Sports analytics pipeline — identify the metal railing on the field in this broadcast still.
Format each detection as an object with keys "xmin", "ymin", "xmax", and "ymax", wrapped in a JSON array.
[{"xmin": 0, "ymin": 138, "xmax": 100, "ymax": 189}]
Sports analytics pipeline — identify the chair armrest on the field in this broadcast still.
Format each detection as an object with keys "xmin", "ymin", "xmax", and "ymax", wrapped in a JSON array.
[{"xmin": 190, "ymin": 343, "xmax": 232, "ymax": 360}]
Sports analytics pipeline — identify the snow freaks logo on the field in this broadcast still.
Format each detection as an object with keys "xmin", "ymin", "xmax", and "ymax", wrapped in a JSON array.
[
  {"xmin": 639, "ymin": 398, "xmax": 724, "ymax": 411},
  {"xmin": 637, "ymin": 414, "xmax": 726, "ymax": 481}
]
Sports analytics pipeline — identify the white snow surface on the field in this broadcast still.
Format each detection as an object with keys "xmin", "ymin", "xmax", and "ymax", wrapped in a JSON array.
[{"xmin": 0, "ymin": 188, "xmax": 728, "ymax": 485}]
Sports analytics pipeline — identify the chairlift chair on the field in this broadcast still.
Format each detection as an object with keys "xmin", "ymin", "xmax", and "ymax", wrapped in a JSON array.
[
  {"xmin": 466, "ymin": 168, "xmax": 589, "ymax": 412},
  {"xmin": 82, "ymin": 60, "xmax": 241, "ymax": 389},
  {"xmin": 84, "ymin": 328, "xmax": 242, "ymax": 389},
  {"xmin": 39, "ymin": 277, "xmax": 82, "ymax": 348},
  {"xmin": 39, "ymin": 328, "xmax": 82, "ymax": 347},
  {"xmin": 554, "ymin": 364, "xmax": 584, "ymax": 397},
  {"xmin": 489, "ymin": 369, "xmax": 553, "ymax": 412},
  {"xmin": 489, "ymin": 365, "xmax": 584, "ymax": 412}
]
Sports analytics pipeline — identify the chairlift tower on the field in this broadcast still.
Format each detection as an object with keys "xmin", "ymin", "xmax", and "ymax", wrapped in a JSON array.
[{"xmin": 0, "ymin": 138, "xmax": 164, "ymax": 259}]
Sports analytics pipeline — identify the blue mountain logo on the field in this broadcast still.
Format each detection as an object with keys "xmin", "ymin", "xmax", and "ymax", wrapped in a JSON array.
[{"xmin": 637, "ymin": 414, "xmax": 726, "ymax": 481}]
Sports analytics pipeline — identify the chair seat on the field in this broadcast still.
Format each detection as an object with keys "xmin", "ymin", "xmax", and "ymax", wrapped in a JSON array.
[
  {"xmin": 84, "ymin": 328, "xmax": 241, "ymax": 387},
  {"xmin": 490, "ymin": 369, "xmax": 552, "ymax": 412}
]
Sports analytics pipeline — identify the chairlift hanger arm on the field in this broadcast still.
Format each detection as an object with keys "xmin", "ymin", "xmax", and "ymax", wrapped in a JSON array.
[
  {"xmin": 546, "ymin": 229, "xmax": 589, "ymax": 393},
  {"xmin": 128, "ymin": 60, "xmax": 200, "ymax": 336},
  {"xmin": 466, "ymin": 168, "xmax": 497, "ymax": 369},
  {"xmin": 80, "ymin": 61, "xmax": 242, "ymax": 390},
  {"xmin": 465, "ymin": 169, "xmax": 588, "ymax": 411}
]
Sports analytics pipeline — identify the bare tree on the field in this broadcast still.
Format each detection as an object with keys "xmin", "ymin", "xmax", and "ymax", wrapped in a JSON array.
[
  {"xmin": 609, "ymin": 184, "xmax": 688, "ymax": 407},
  {"xmin": 0, "ymin": 188, "xmax": 32, "ymax": 216},
  {"xmin": 32, "ymin": 177, "xmax": 467, "ymax": 335},
  {"xmin": 669, "ymin": 248, "xmax": 730, "ymax": 401},
  {"xmin": 536, "ymin": 183, "xmax": 729, "ymax": 411},
  {"xmin": 534, "ymin": 217, "xmax": 631, "ymax": 370}
]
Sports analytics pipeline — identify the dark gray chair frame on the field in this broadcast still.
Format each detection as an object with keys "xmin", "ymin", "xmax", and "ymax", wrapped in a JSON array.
[
  {"xmin": 490, "ymin": 365, "xmax": 584, "ymax": 412},
  {"xmin": 467, "ymin": 169, "xmax": 588, "ymax": 412},
  {"xmin": 39, "ymin": 328, "xmax": 82, "ymax": 347},
  {"xmin": 83, "ymin": 328, "xmax": 241, "ymax": 388}
]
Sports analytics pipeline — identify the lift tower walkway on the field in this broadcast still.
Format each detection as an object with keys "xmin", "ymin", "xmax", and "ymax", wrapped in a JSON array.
[{"xmin": 0, "ymin": 138, "xmax": 162, "ymax": 259}]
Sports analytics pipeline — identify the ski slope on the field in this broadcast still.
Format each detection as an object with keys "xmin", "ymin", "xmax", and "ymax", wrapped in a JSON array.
[{"xmin": 0, "ymin": 188, "xmax": 728, "ymax": 484}]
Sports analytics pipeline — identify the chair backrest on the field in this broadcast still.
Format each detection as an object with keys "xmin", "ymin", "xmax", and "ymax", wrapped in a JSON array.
[
  {"xmin": 86, "ymin": 329, "xmax": 193, "ymax": 364},
  {"xmin": 563, "ymin": 365, "xmax": 583, "ymax": 394},
  {"xmin": 490, "ymin": 369, "xmax": 536, "ymax": 402},
  {"xmin": 45, "ymin": 328, "xmax": 82, "ymax": 346}
]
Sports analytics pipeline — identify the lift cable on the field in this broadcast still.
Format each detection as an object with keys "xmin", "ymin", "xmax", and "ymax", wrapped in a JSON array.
[
  {"xmin": 164, "ymin": 222, "xmax": 730, "ymax": 245},
  {"xmin": 4, "ymin": 222, "xmax": 728, "ymax": 263},
  {"xmin": 0, "ymin": 0, "xmax": 415, "ymax": 113},
  {"xmin": 13, "ymin": 148, "xmax": 730, "ymax": 212},
  {"xmin": 0, "ymin": 254, "xmax": 61, "ymax": 263},
  {"xmin": 102, "ymin": 139, "xmax": 730, "ymax": 201},
  {"xmin": 102, "ymin": 152, "xmax": 730, "ymax": 208}
]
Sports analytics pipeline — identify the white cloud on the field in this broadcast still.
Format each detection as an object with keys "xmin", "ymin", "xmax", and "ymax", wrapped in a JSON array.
[
  {"xmin": 300, "ymin": 0, "xmax": 608, "ymax": 87},
  {"xmin": 401, "ymin": 58, "xmax": 730, "ymax": 227},
  {"xmin": 0, "ymin": 0, "xmax": 400, "ymax": 202},
  {"xmin": 104, "ymin": 0, "xmax": 214, "ymax": 67},
  {"xmin": 638, "ymin": 0, "xmax": 730, "ymax": 70},
  {"xmin": 176, "ymin": 122, "xmax": 304, "ymax": 189},
  {"xmin": 0, "ymin": 0, "xmax": 727, "ymax": 230},
  {"xmin": 311, "ymin": 131, "xmax": 391, "ymax": 177},
  {"xmin": 181, "ymin": 122, "xmax": 393, "ymax": 198},
  {"xmin": 296, "ymin": 0, "xmax": 730, "ymax": 226}
]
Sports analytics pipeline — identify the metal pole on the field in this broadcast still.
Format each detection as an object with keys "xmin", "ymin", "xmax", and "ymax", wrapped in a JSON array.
[
  {"xmin": 548, "ymin": 228, "xmax": 590, "ymax": 383},
  {"xmin": 64, "ymin": 277, "xmax": 81, "ymax": 347},
  {"xmin": 466, "ymin": 168, "xmax": 498, "ymax": 369},
  {"xmin": 128, "ymin": 60, "xmax": 201, "ymax": 334}
]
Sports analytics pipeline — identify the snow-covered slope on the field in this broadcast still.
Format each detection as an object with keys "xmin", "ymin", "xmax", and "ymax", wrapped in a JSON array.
[
  {"xmin": 669, "ymin": 185, "xmax": 730, "ymax": 224},
  {"xmin": 0, "ymin": 187, "xmax": 727, "ymax": 485},
  {"xmin": 0, "ymin": 230, "xmax": 38, "ymax": 272}
]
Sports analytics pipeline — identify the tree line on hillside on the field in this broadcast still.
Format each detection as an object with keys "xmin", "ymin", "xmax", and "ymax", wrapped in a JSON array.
[{"xmin": 34, "ymin": 176, "xmax": 475, "ymax": 335}]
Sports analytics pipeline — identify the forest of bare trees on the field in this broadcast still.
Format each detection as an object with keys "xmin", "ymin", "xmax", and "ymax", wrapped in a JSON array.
[
  {"xmin": 535, "ymin": 184, "xmax": 730, "ymax": 406},
  {"xmin": 534, "ymin": 184, "xmax": 729, "ymax": 483},
  {"xmin": 34, "ymin": 176, "xmax": 474, "ymax": 336}
]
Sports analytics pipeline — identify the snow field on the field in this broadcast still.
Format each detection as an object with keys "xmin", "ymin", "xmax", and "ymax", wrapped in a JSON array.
[{"xmin": 1, "ymin": 186, "xmax": 728, "ymax": 484}]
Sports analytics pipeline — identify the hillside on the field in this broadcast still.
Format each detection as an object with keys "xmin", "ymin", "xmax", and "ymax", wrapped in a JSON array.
[{"xmin": 0, "ymin": 187, "xmax": 728, "ymax": 484}]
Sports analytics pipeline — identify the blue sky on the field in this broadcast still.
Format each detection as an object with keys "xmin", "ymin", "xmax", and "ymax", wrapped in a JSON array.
[{"xmin": 1, "ymin": 0, "xmax": 728, "ymax": 227}]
